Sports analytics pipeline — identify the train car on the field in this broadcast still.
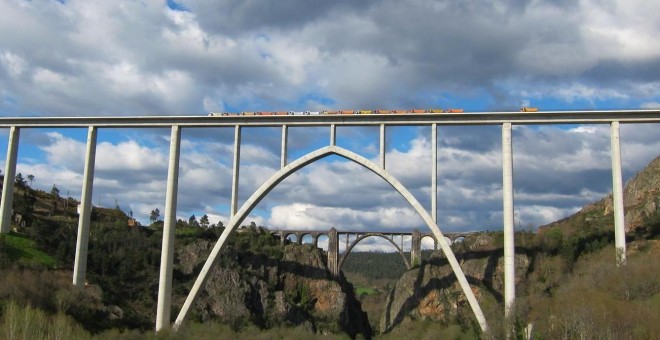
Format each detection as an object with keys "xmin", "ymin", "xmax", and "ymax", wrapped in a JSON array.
[
  {"xmin": 274, "ymin": 111, "xmax": 288, "ymax": 115},
  {"xmin": 408, "ymin": 109, "xmax": 426, "ymax": 114},
  {"xmin": 426, "ymin": 109, "xmax": 444, "ymax": 113},
  {"xmin": 337, "ymin": 110, "xmax": 354, "ymax": 114},
  {"xmin": 258, "ymin": 111, "xmax": 275, "ymax": 116},
  {"xmin": 389, "ymin": 110, "xmax": 407, "ymax": 114},
  {"xmin": 208, "ymin": 112, "xmax": 223, "ymax": 117},
  {"xmin": 357, "ymin": 110, "xmax": 372, "ymax": 114},
  {"xmin": 287, "ymin": 111, "xmax": 305, "ymax": 115},
  {"xmin": 322, "ymin": 110, "xmax": 337, "ymax": 115},
  {"xmin": 520, "ymin": 107, "xmax": 538, "ymax": 112},
  {"xmin": 444, "ymin": 108, "xmax": 464, "ymax": 113},
  {"xmin": 241, "ymin": 111, "xmax": 256, "ymax": 116},
  {"xmin": 373, "ymin": 109, "xmax": 391, "ymax": 114},
  {"xmin": 305, "ymin": 111, "xmax": 321, "ymax": 115}
]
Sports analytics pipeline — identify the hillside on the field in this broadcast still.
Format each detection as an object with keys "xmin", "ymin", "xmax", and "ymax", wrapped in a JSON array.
[
  {"xmin": 377, "ymin": 155, "xmax": 660, "ymax": 338},
  {"xmin": 539, "ymin": 155, "xmax": 660, "ymax": 237}
]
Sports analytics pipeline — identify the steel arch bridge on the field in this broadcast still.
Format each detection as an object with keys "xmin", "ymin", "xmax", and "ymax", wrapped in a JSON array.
[{"xmin": 1, "ymin": 109, "xmax": 658, "ymax": 333}]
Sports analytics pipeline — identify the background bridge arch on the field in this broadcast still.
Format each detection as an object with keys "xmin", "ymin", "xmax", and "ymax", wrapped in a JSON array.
[{"xmin": 338, "ymin": 233, "xmax": 412, "ymax": 271}]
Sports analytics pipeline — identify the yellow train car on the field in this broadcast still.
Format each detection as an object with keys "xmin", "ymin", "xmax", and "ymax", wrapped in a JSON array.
[{"xmin": 520, "ymin": 107, "xmax": 538, "ymax": 112}]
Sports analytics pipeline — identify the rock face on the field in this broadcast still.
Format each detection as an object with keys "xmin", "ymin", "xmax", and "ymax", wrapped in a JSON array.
[
  {"xmin": 621, "ymin": 156, "xmax": 660, "ymax": 232},
  {"xmin": 540, "ymin": 155, "xmax": 660, "ymax": 234},
  {"xmin": 176, "ymin": 241, "xmax": 371, "ymax": 338},
  {"xmin": 380, "ymin": 249, "xmax": 530, "ymax": 333}
]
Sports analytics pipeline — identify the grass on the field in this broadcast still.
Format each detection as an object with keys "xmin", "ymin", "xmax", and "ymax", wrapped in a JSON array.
[
  {"xmin": 1, "ymin": 232, "xmax": 57, "ymax": 268},
  {"xmin": 355, "ymin": 287, "xmax": 377, "ymax": 296}
]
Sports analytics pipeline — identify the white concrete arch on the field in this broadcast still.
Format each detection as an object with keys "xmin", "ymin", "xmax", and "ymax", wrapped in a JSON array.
[
  {"xmin": 338, "ymin": 234, "xmax": 411, "ymax": 271},
  {"xmin": 174, "ymin": 145, "xmax": 488, "ymax": 332}
]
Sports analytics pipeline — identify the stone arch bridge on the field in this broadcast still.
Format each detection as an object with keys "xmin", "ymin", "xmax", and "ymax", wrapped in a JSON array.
[{"xmin": 270, "ymin": 228, "xmax": 476, "ymax": 276}]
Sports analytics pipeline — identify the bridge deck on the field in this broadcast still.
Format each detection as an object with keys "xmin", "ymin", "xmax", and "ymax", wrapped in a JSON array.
[{"xmin": 0, "ymin": 110, "xmax": 659, "ymax": 128}]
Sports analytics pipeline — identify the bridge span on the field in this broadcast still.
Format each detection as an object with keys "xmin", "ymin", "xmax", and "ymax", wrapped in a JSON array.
[
  {"xmin": 269, "ymin": 228, "xmax": 476, "ymax": 275},
  {"xmin": 1, "ymin": 109, "xmax": 658, "ymax": 332}
]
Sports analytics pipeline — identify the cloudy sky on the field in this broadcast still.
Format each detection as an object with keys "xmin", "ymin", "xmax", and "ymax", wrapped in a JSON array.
[{"xmin": 1, "ymin": 0, "xmax": 659, "ymax": 251}]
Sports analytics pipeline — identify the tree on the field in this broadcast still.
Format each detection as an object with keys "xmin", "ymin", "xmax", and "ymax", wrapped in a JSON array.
[
  {"xmin": 150, "ymin": 209, "xmax": 160, "ymax": 223},
  {"xmin": 200, "ymin": 214, "xmax": 210, "ymax": 229},
  {"xmin": 27, "ymin": 174, "xmax": 35, "ymax": 187},
  {"xmin": 188, "ymin": 214, "xmax": 199, "ymax": 227},
  {"xmin": 15, "ymin": 173, "xmax": 26, "ymax": 187},
  {"xmin": 51, "ymin": 184, "xmax": 60, "ymax": 198}
]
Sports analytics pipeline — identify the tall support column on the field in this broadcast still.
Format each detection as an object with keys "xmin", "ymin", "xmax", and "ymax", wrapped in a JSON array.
[
  {"xmin": 73, "ymin": 126, "xmax": 97, "ymax": 287},
  {"xmin": 432, "ymin": 124, "xmax": 437, "ymax": 222},
  {"xmin": 281, "ymin": 125, "xmax": 288, "ymax": 169},
  {"xmin": 231, "ymin": 125, "xmax": 241, "ymax": 216},
  {"xmin": 610, "ymin": 121, "xmax": 626, "ymax": 265},
  {"xmin": 330, "ymin": 124, "xmax": 336, "ymax": 146},
  {"xmin": 327, "ymin": 227, "xmax": 339, "ymax": 277},
  {"xmin": 502, "ymin": 123, "xmax": 515, "ymax": 319},
  {"xmin": 0, "ymin": 126, "xmax": 20, "ymax": 234},
  {"xmin": 411, "ymin": 229, "xmax": 421, "ymax": 266},
  {"xmin": 156, "ymin": 126, "xmax": 181, "ymax": 331},
  {"xmin": 380, "ymin": 124, "xmax": 386, "ymax": 168}
]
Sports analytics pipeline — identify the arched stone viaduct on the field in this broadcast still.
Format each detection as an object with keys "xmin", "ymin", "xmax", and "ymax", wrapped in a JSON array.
[
  {"xmin": 270, "ymin": 228, "xmax": 475, "ymax": 275},
  {"xmin": 1, "ymin": 110, "xmax": 658, "ymax": 334}
]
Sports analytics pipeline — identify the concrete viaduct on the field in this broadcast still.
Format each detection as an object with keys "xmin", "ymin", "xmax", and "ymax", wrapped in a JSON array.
[
  {"xmin": 1, "ymin": 110, "xmax": 659, "ymax": 334},
  {"xmin": 270, "ymin": 228, "xmax": 475, "ymax": 276}
]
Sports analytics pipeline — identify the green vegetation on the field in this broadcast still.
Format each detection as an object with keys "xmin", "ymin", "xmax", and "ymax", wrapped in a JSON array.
[
  {"xmin": 355, "ymin": 287, "xmax": 376, "ymax": 296},
  {"xmin": 1, "ymin": 163, "xmax": 659, "ymax": 338},
  {"xmin": 0, "ymin": 232, "xmax": 57, "ymax": 268}
]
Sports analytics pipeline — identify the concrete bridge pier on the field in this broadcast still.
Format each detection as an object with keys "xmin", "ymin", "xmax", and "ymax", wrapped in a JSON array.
[
  {"xmin": 73, "ymin": 126, "xmax": 97, "ymax": 287},
  {"xmin": 156, "ymin": 126, "xmax": 181, "ymax": 331},
  {"xmin": 502, "ymin": 122, "xmax": 515, "ymax": 319},
  {"xmin": 0, "ymin": 126, "xmax": 19, "ymax": 234},
  {"xmin": 327, "ymin": 227, "xmax": 339, "ymax": 277},
  {"xmin": 411, "ymin": 229, "xmax": 421, "ymax": 266},
  {"xmin": 610, "ymin": 121, "xmax": 626, "ymax": 265}
]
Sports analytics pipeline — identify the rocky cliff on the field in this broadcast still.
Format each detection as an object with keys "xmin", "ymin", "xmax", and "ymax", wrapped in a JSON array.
[
  {"xmin": 175, "ymin": 239, "xmax": 371, "ymax": 338},
  {"xmin": 540, "ymin": 155, "xmax": 660, "ymax": 235},
  {"xmin": 380, "ymin": 236, "xmax": 531, "ymax": 333}
]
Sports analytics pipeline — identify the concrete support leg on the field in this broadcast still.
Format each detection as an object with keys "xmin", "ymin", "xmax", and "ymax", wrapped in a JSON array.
[
  {"xmin": 502, "ymin": 123, "xmax": 516, "ymax": 319},
  {"xmin": 281, "ymin": 125, "xmax": 288, "ymax": 169},
  {"xmin": 380, "ymin": 124, "xmax": 385, "ymax": 169},
  {"xmin": 610, "ymin": 121, "xmax": 626, "ymax": 265},
  {"xmin": 327, "ymin": 227, "xmax": 339, "ymax": 277},
  {"xmin": 73, "ymin": 126, "xmax": 97, "ymax": 287},
  {"xmin": 432, "ymin": 123, "xmax": 437, "ymax": 222},
  {"xmin": 156, "ymin": 126, "xmax": 181, "ymax": 331},
  {"xmin": 330, "ymin": 124, "xmax": 336, "ymax": 146},
  {"xmin": 231, "ymin": 125, "xmax": 241, "ymax": 216},
  {"xmin": 0, "ymin": 126, "xmax": 19, "ymax": 234},
  {"xmin": 411, "ymin": 229, "xmax": 421, "ymax": 266}
]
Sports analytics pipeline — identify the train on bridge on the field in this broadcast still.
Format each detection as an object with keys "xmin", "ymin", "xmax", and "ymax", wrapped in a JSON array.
[{"xmin": 208, "ymin": 107, "xmax": 539, "ymax": 116}]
